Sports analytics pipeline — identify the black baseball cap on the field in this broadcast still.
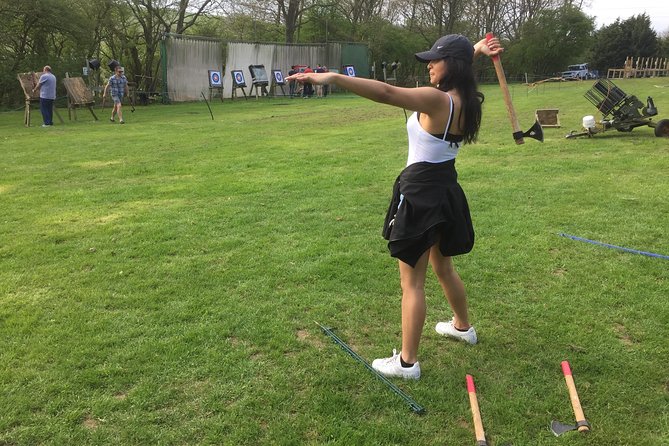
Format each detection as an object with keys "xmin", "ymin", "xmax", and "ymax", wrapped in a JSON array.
[{"xmin": 415, "ymin": 34, "xmax": 474, "ymax": 64}]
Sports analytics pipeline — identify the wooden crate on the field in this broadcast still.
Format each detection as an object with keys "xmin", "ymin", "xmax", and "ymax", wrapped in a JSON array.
[{"xmin": 535, "ymin": 109, "xmax": 560, "ymax": 128}]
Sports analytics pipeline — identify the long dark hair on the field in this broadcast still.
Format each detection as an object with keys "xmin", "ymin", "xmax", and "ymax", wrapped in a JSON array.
[{"xmin": 437, "ymin": 57, "xmax": 484, "ymax": 144}]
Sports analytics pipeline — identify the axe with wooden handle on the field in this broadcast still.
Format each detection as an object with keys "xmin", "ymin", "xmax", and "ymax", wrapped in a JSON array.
[
  {"xmin": 466, "ymin": 375, "xmax": 488, "ymax": 446},
  {"xmin": 551, "ymin": 361, "xmax": 591, "ymax": 436},
  {"xmin": 485, "ymin": 32, "xmax": 543, "ymax": 145}
]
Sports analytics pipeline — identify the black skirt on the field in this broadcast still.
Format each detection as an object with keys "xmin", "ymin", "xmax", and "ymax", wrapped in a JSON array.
[{"xmin": 382, "ymin": 160, "xmax": 474, "ymax": 267}]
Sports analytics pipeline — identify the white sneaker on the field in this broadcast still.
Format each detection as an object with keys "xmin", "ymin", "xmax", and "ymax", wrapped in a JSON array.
[
  {"xmin": 371, "ymin": 349, "xmax": 421, "ymax": 380},
  {"xmin": 435, "ymin": 318, "xmax": 478, "ymax": 344}
]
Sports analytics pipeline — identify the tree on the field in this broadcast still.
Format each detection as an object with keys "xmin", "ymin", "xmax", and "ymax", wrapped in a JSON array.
[
  {"xmin": 276, "ymin": 0, "xmax": 324, "ymax": 43},
  {"xmin": 506, "ymin": 0, "xmax": 567, "ymax": 39},
  {"xmin": 503, "ymin": 5, "xmax": 594, "ymax": 76},
  {"xmin": 334, "ymin": 0, "xmax": 386, "ymax": 40},
  {"xmin": 589, "ymin": 14, "xmax": 658, "ymax": 72},
  {"xmin": 109, "ymin": 0, "xmax": 216, "ymax": 92},
  {"xmin": 659, "ymin": 31, "xmax": 669, "ymax": 58},
  {"xmin": 0, "ymin": 0, "xmax": 92, "ymax": 105}
]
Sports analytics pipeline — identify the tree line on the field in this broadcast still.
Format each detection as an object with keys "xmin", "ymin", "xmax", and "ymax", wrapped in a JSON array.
[{"xmin": 1, "ymin": 0, "xmax": 667, "ymax": 106}]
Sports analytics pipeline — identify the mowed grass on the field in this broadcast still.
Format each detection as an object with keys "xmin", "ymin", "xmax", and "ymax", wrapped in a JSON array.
[{"xmin": 0, "ymin": 78, "xmax": 668, "ymax": 445}]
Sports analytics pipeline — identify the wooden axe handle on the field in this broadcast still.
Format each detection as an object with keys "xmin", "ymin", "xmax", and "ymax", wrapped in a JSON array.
[
  {"xmin": 466, "ymin": 375, "xmax": 488, "ymax": 445},
  {"xmin": 485, "ymin": 32, "xmax": 524, "ymax": 145},
  {"xmin": 561, "ymin": 361, "xmax": 590, "ymax": 432}
]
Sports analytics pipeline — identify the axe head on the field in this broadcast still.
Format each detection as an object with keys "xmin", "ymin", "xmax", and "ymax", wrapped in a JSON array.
[
  {"xmin": 551, "ymin": 420, "xmax": 590, "ymax": 436},
  {"xmin": 524, "ymin": 120, "xmax": 544, "ymax": 142},
  {"xmin": 551, "ymin": 420, "xmax": 576, "ymax": 436}
]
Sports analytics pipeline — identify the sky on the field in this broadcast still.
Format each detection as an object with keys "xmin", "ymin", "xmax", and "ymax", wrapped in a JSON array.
[{"xmin": 582, "ymin": 0, "xmax": 669, "ymax": 34}]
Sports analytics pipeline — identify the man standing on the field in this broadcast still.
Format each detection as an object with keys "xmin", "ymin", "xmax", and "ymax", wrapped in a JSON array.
[
  {"xmin": 288, "ymin": 66, "xmax": 298, "ymax": 97},
  {"xmin": 103, "ymin": 66, "xmax": 129, "ymax": 124},
  {"xmin": 314, "ymin": 64, "xmax": 325, "ymax": 97},
  {"xmin": 32, "ymin": 66, "xmax": 56, "ymax": 127},
  {"xmin": 302, "ymin": 66, "xmax": 314, "ymax": 98}
]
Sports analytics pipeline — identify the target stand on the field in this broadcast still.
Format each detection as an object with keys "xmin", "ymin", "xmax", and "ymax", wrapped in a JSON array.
[
  {"xmin": 62, "ymin": 76, "xmax": 98, "ymax": 122},
  {"xmin": 249, "ymin": 65, "xmax": 269, "ymax": 99},
  {"xmin": 343, "ymin": 65, "xmax": 357, "ymax": 77},
  {"xmin": 270, "ymin": 69, "xmax": 287, "ymax": 97},
  {"xmin": 230, "ymin": 70, "xmax": 248, "ymax": 100},
  {"xmin": 208, "ymin": 70, "xmax": 224, "ymax": 102}
]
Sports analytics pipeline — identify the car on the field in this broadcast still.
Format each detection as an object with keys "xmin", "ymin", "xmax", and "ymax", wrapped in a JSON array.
[{"xmin": 562, "ymin": 63, "xmax": 595, "ymax": 80}]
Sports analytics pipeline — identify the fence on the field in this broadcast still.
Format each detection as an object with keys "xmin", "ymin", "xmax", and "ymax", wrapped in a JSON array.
[
  {"xmin": 608, "ymin": 57, "xmax": 669, "ymax": 79},
  {"xmin": 160, "ymin": 33, "xmax": 370, "ymax": 101}
]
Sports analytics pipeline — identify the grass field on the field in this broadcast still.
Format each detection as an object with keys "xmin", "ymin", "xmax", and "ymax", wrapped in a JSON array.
[{"xmin": 1, "ymin": 78, "xmax": 668, "ymax": 445}]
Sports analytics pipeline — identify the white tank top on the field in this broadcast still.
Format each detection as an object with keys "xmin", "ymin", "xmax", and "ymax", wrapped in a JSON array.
[{"xmin": 406, "ymin": 93, "xmax": 461, "ymax": 166}]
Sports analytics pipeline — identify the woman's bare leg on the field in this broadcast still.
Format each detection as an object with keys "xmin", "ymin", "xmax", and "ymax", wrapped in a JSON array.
[
  {"xmin": 398, "ymin": 250, "xmax": 430, "ymax": 363},
  {"xmin": 429, "ymin": 247, "xmax": 470, "ymax": 329}
]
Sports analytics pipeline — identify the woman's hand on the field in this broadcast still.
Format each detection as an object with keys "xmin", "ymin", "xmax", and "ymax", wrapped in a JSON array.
[
  {"xmin": 474, "ymin": 36, "xmax": 504, "ymax": 58},
  {"xmin": 285, "ymin": 72, "xmax": 335, "ymax": 85}
]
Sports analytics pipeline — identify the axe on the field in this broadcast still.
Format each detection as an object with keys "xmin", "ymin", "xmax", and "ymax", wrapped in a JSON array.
[
  {"xmin": 551, "ymin": 361, "xmax": 591, "ymax": 436},
  {"xmin": 466, "ymin": 375, "xmax": 488, "ymax": 446},
  {"xmin": 485, "ymin": 32, "xmax": 543, "ymax": 145}
]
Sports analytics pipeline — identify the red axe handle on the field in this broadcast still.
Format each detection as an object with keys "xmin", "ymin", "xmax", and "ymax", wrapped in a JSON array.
[
  {"xmin": 466, "ymin": 374, "xmax": 488, "ymax": 446},
  {"xmin": 485, "ymin": 32, "xmax": 524, "ymax": 145},
  {"xmin": 561, "ymin": 361, "xmax": 590, "ymax": 432}
]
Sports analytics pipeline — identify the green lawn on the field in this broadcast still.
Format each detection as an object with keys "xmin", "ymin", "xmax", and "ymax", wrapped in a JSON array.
[{"xmin": 1, "ymin": 78, "xmax": 668, "ymax": 445}]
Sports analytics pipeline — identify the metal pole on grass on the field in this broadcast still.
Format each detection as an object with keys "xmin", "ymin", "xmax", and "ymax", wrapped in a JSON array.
[
  {"xmin": 316, "ymin": 321, "xmax": 425, "ymax": 415},
  {"xmin": 201, "ymin": 91, "xmax": 214, "ymax": 120}
]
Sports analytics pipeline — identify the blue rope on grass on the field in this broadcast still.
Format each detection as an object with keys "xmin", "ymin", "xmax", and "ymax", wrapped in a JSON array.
[{"xmin": 558, "ymin": 233, "xmax": 669, "ymax": 260}]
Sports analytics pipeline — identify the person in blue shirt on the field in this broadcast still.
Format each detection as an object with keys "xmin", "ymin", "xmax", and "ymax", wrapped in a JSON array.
[
  {"xmin": 103, "ymin": 66, "xmax": 129, "ymax": 124},
  {"xmin": 32, "ymin": 66, "xmax": 57, "ymax": 127}
]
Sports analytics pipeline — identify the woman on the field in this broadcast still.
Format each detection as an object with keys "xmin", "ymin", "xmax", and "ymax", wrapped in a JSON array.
[{"xmin": 287, "ymin": 34, "xmax": 502, "ymax": 379}]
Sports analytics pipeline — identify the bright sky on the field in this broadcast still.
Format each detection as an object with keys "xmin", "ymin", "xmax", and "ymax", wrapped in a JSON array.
[{"xmin": 582, "ymin": 0, "xmax": 669, "ymax": 34}]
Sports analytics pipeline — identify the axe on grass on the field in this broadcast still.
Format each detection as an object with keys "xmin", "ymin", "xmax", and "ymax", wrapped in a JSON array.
[
  {"xmin": 466, "ymin": 375, "xmax": 489, "ymax": 446},
  {"xmin": 551, "ymin": 361, "xmax": 591, "ymax": 436},
  {"xmin": 466, "ymin": 375, "xmax": 513, "ymax": 446},
  {"xmin": 485, "ymin": 32, "xmax": 543, "ymax": 145}
]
